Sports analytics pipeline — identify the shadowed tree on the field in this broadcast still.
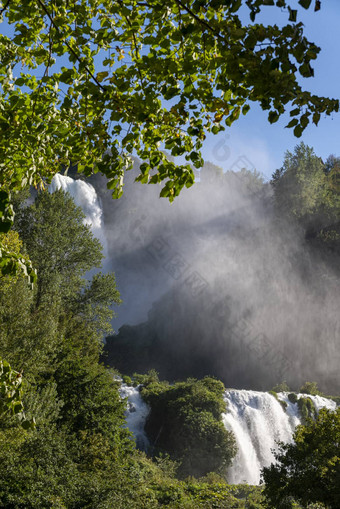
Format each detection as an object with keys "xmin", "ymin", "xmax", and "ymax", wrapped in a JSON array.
[{"xmin": 262, "ymin": 407, "xmax": 340, "ymax": 509}]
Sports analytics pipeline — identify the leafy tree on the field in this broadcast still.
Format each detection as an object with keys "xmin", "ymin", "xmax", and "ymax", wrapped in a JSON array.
[
  {"xmin": 0, "ymin": 190, "xmax": 139, "ymax": 506},
  {"xmin": 72, "ymin": 271, "xmax": 121, "ymax": 339},
  {"xmin": 14, "ymin": 189, "xmax": 103, "ymax": 307},
  {"xmin": 262, "ymin": 407, "xmax": 340, "ymax": 509},
  {"xmin": 0, "ymin": 0, "xmax": 339, "ymax": 276},
  {"xmin": 0, "ymin": 189, "xmax": 121, "ymax": 385},
  {"xmin": 0, "ymin": 275, "xmax": 61, "ymax": 381},
  {"xmin": 141, "ymin": 376, "xmax": 237, "ymax": 478},
  {"xmin": 272, "ymin": 143, "xmax": 327, "ymax": 222},
  {"xmin": 272, "ymin": 381, "xmax": 291, "ymax": 393},
  {"xmin": 271, "ymin": 143, "xmax": 340, "ymax": 255},
  {"xmin": 9, "ymin": 187, "xmax": 121, "ymax": 372}
]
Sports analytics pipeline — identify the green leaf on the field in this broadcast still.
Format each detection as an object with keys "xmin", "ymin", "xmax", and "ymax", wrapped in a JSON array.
[
  {"xmin": 299, "ymin": 0, "xmax": 312, "ymax": 8},
  {"xmin": 149, "ymin": 174, "xmax": 160, "ymax": 184},
  {"xmin": 288, "ymin": 8, "xmax": 297, "ymax": 22},
  {"xmin": 96, "ymin": 71, "xmax": 109, "ymax": 82},
  {"xmin": 268, "ymin": 111, "xmax": 279, "ymax": 124},
  {"xmin": 293, "ymin": 124, "xmax": 303, "ymax": 137},
  {"xmin": 160, "ymin": 186, "xmax": 170, "ymax": 198},
  {"xmin": 290, "ymin": 108, "xmax": 301, "ymax": 117},
  {"xmin": 242, "ymin": 104, "xmax": 250, "ymax": 115},
  {"xmin": 312, "ymin": 112, "xmax": 320, "ymax": 125},
  {"xmin": 299, "ymin": 63, "xmax": 314, "ymax": 77},
  {"xmin": 286, "ymin": 118, "xmax": 298, "ymax": 128},
  {"xmin": 107, "ymin": 178, "xmax": 119, "ymax": 190}
]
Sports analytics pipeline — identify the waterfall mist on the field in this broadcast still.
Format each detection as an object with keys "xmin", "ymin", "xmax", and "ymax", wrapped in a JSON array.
[{"xmin": 57, "ymin": 160, "xmax": 339, "ymax": 393}]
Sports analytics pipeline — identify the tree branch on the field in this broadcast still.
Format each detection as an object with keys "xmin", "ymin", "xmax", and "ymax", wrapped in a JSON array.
[
  {"xmin": 0, "ymin": 0, "xmax": 11, "ymax": 16},
  {"xmin": 36, "ymin": 0, "xmax": 106, "ymax": 92},
  {"xmin": 172, "ymin": 0, "xmax": 223, "ymax": 40}
]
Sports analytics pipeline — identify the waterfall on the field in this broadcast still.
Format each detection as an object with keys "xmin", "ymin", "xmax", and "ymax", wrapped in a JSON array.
[
  {"xmin": 49, "ymin": 174, "xmax": 108, "ymax": 260},
  {"xmin": 117, "ymin": 385, "xmax": 335, "ymax": 484},
  {"xmin": 223, "ymin": 389, "xmax": 336, "ymax": 485},
  {"xmin": 119, "ymin": 383, "xmax": 150, "ymax": 451}
]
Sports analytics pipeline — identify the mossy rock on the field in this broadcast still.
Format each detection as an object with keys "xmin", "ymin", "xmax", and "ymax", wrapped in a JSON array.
[
  {"xmin": 288, "ymin": 392, "xmax": 298, "ymax": 404},
  {"xmin": 268, "ymin": 390, "xmax": 278, "ymax": 400},
  {"xmin": 297, "ymin": 397, "xmax": 317, "ymax": 424}
]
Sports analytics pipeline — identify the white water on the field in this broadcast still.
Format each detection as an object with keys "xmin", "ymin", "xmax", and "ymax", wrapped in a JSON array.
[
  {"xmin": 119, "ymin": 383, "xmax": 150, "ymax": 451},
  {"xmin": 118, "ymin": 385, "xmax": 336, "ymax": 484},
  {"xmin": 49, "ymin": 174, "xmax": 108, "ymax": 260},
  {"xmin": 223, "ymin": 389, "xmax": 336, "ymax": 485}
]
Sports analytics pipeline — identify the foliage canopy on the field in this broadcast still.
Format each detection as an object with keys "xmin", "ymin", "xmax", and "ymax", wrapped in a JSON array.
[
  {"xmin": 272, "ymin": 143, "xmax": 340, "ymax": 256},
  {"xmin": 140, "ymin": 375, "xmax": 237, "ymax": 478},
  {"xmin": 262, "ymin": 407, "xmax": 340, "ymax": 509},
  {"xmin": 0, "ymin": 0, "xmax": 339, "ymax": 276},
  {"xmin": 0, "ymin": 0, "xmax": 337, "ymax": 199}
]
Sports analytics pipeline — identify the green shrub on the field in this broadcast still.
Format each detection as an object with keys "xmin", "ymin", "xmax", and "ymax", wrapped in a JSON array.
[
  {"xmin": 141, "ymin": 377, "xmax": 237, "ymax": 478},
  {"xmin": 272, "ymin": 381, "xmax": 290, "ymax": 392},
  {"xmin": 299, "ymin": 382, "xmax": 321, "ymax": 396},
  {"xmin": 122, "ymin": 375, "xmax": 132, "ymax": 386}
]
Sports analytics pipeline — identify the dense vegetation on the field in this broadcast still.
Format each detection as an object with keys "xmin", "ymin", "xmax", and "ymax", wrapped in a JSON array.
[
  {"xmin": 0, "ymin": 176, "xmax": 338, "ymax": 507},
  {"xmin": 0, "ymin": 187, "xmax": 265, "ymax": 508},
  {"xmin": 262, "ymin": 408, "xmax": 340, "ymax": 509},
  {"xmin": 0, "ymin": 190, "xmax": 135, "ymax": 507},
  {"xmin": 137, "ymin": 374, "xmax": 237, "ymax": 478}
]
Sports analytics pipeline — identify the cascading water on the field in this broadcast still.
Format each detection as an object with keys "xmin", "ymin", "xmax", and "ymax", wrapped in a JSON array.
[
  {"xmin": 49, "ymin": 174, "xmax": 108, "ymax": 261},
  {"xmin": 118, "ymin": 385, "xmax": 336, "ymax": 484},
  {"xmin": 119, "ymin": 383, "xmax": 150, "ymax": 451},
  {"xmin": 223, "ymin": 390, "xmax": 336, "ymax": 485}
]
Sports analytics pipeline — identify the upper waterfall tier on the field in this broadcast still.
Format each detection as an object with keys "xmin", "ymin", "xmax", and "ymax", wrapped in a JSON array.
[{"xmin": 49, "ymin": 173, "xmax": 108, "ymax": 262}]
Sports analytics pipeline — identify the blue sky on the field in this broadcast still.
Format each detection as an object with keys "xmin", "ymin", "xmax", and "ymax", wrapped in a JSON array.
[{"xmin": 202, "ymin": 1, "xmax": 340, "ymax": 180}]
